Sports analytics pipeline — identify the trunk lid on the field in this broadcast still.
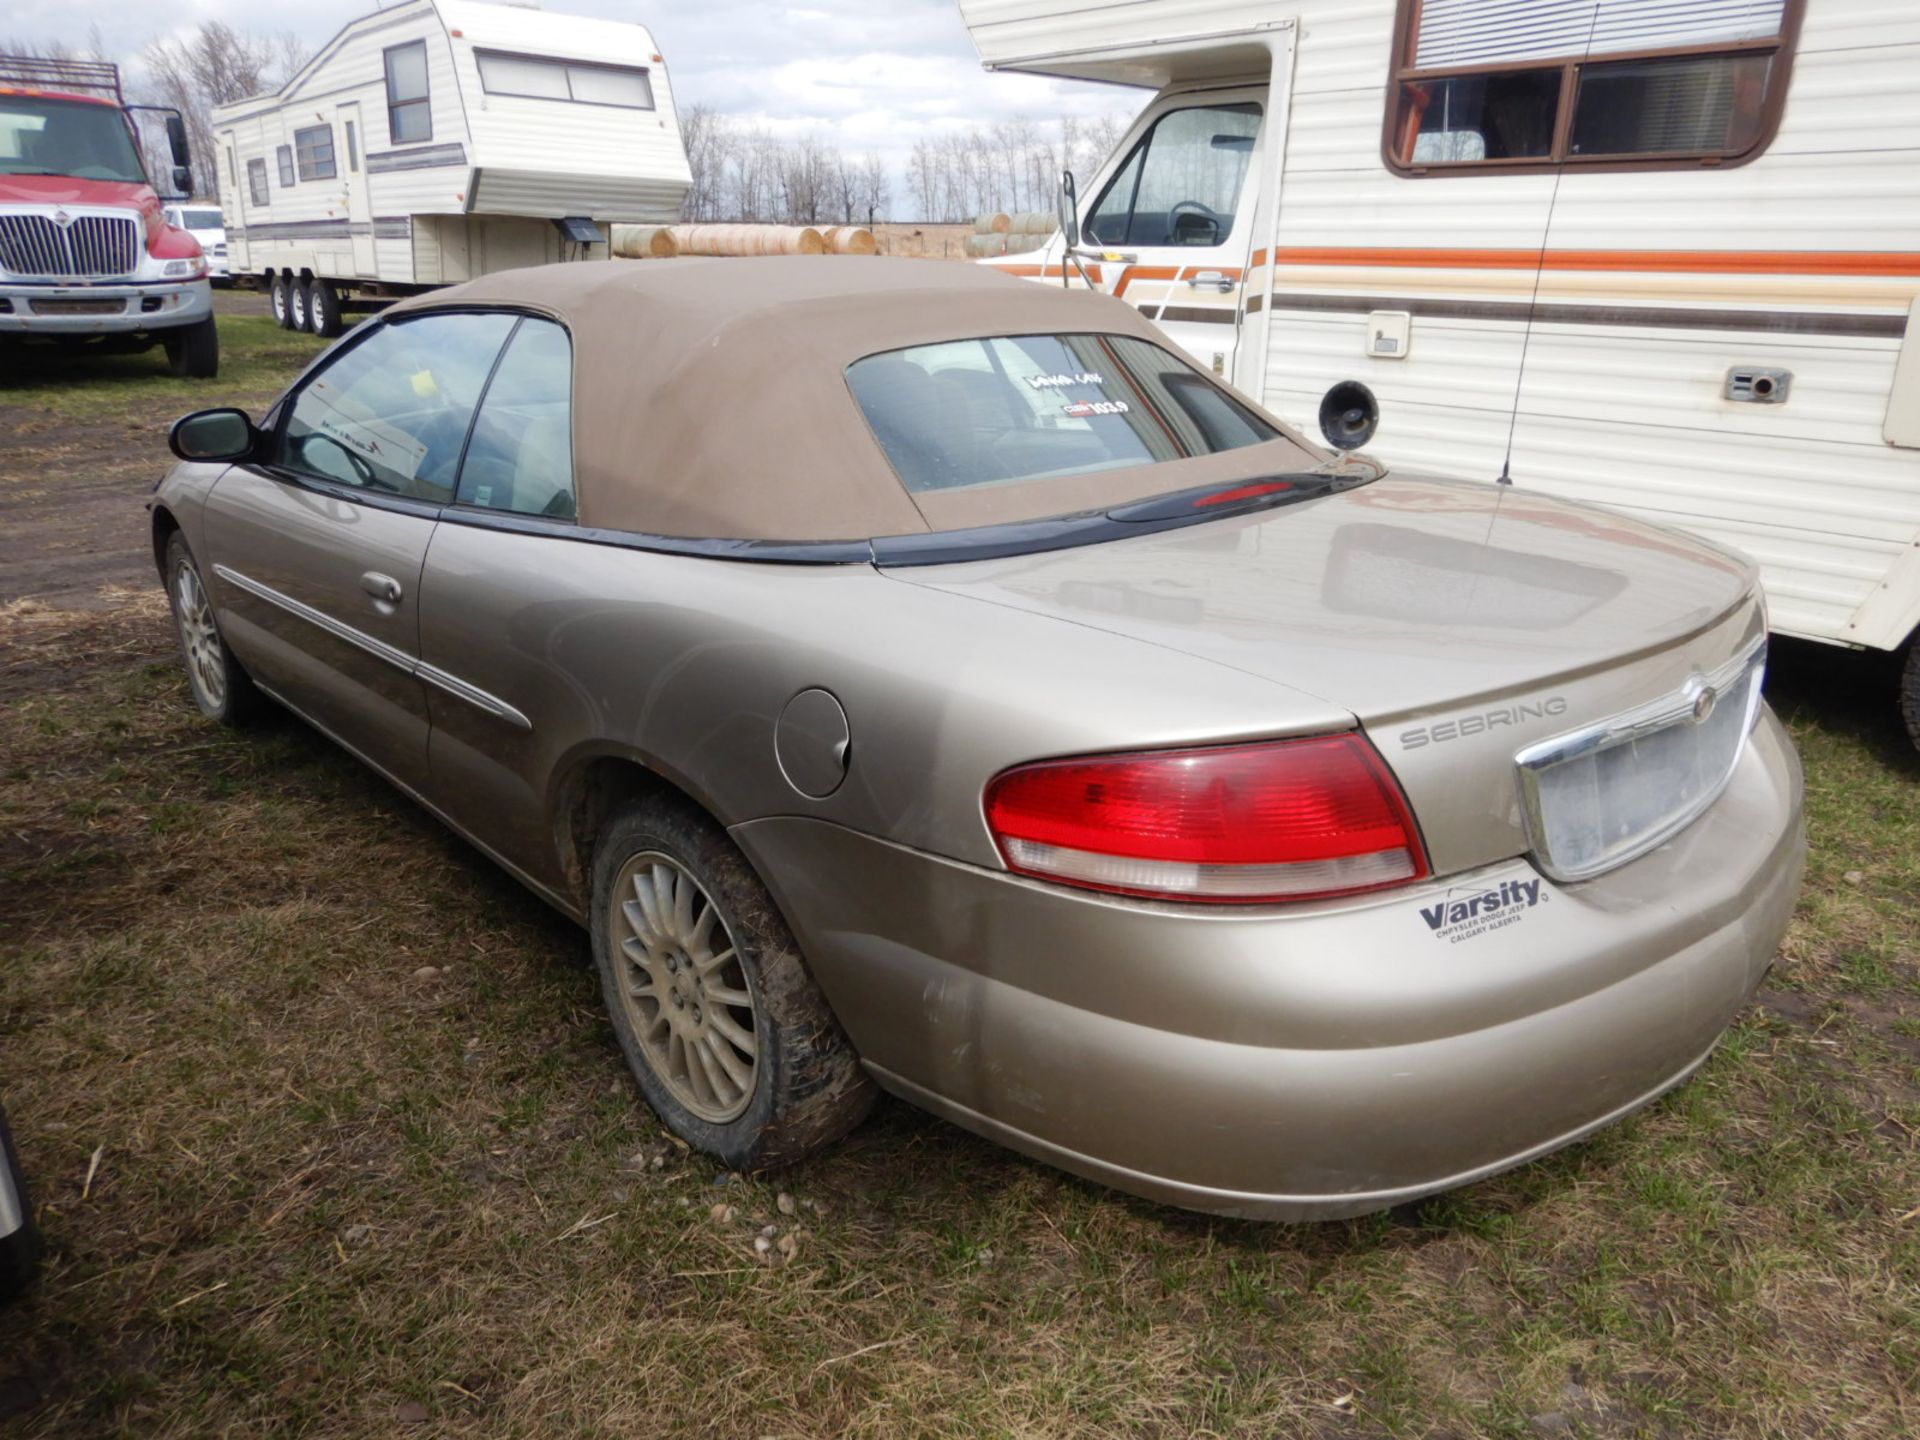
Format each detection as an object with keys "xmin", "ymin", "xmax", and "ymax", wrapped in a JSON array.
[{"xmin": 885, "ymin": 474, "xmax": 1764, "ymax": 877}]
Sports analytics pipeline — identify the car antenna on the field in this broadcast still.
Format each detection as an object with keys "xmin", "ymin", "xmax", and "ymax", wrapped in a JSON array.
[{"xmin": 1498, "ymin": 5, "xmax": 1603, "ymax": 486}]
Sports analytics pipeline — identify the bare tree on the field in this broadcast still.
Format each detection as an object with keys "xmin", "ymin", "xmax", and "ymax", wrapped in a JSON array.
[{"xmin": 139, "ymin": 22, "xmax": 309, "ymax": 198}]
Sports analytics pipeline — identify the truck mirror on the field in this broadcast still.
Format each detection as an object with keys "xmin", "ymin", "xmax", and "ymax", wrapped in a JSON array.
[
  {"xmin": 169, "ymin": 165, "xmax": 192, "ymax": 199},
  {"xmin": 169, "ymin": 409, "xmax": 258, "ymax": 465},
  {"xmin": 1056, "ymin": 169, "xmax": 1078, "ymax": 248},
  {"xmin": 166, "ymin": 114, "xmax": 190, "ymax": 167}
]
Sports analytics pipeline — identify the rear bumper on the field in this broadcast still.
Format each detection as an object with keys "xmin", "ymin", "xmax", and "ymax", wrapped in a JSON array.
[
  {"xmin": 735, "ymin": 709, "xmax": 1805, "ymax": 1220},
  {"xmin": 0, "ymin": 278, "xmax": 212, "ymax": 336}
]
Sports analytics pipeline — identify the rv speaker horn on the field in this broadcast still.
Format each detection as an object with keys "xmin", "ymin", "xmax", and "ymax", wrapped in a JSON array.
[{"xmin": 1318, "ymin": 380, "xmax": 1379, "ymax": 451}]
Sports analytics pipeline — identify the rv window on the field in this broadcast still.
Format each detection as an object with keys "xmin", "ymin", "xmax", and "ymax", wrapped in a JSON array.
[
  {"xmin": 276, "ymin": 145, "xmax": 294, "ymax": 188},
  {"xmin": 476, "ymin": 51, "xmax": 655, "ymax": 110},
  {"xmin": 278, "ymin": 313, "xmax": 519, "ymax": 504},
  {"xmin": 1386, "ymin": 0, "xmax": 1801, "ymax": 174},
  {"xmin": 247, "ymin": 157, "xmax": 268, "ymax": 207},
  {"xmin": 456, "ymin": 319, "xmax": 577, "ymax": 519},
  {"xmin": 293, "ymin": 124, "xmax": 336, "ymax": 182},
  {"xmin": 1084, "ymin": 103, "xmax": 1261, "ymax": 248},
  {"xmin": 345, "ymin": 121, "xmax": 358, "ymax": 173},
  {"xmin": 385, "ymin": 40, "xmax": 432, "ymax": 145}
]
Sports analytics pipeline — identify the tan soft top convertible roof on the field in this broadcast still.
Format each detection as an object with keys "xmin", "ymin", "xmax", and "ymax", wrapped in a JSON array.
[{"xmin": 391, "ymin": 257, "xmax": 1321, "ymax": 543}]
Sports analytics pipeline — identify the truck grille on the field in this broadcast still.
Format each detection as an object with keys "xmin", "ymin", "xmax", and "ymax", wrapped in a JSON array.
[{"xmin": 0, "ymin": 212, "xmax": 140, "ymax": 279}]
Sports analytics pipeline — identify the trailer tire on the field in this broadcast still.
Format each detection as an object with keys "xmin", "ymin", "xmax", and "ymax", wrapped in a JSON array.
[
  {"xmin": 308, "ymin": 280, "xmax": 345, "ymax": 338},
  {"xmin": 0, "ymin": 1103, "xmax": 40, "ymax": 1304},
  {"xmin": 163, "ymin": 317, "xmax": 220, "ymax": 379},
  {"xmin": 270, "ymin": 273, "xmax": 294, "ymax": 328},
  {"xmin": 1901, "ymin": 640, "xmax": 1920, "ymax": 752},
  {"xmin": 290, "ymin": 279, "xmax": 313, "ymax": 333}
]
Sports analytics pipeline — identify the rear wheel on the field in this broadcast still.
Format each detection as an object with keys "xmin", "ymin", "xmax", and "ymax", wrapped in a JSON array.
[
  {"xmin": 162, "ymin": 316, "xmax": 219, "ymax": 379},
  {"xmin": 308, "ymin": 280, "xmax": 345, "ymax": 338},
  {"xmin": 1901, "ymin": 640, "xmax": 1920, "ymax": 751},
  {"xmin": 165, "ymin": 533, "xmax": 260, "ymax": 726},
  {"xmin": 589, "ymin": 798, "xmax": 873, "ymax": 1171},
  {"xmin": 0, "ymin": 1104, "xmax": 39, "ymax": 1304},
  {"xmin": 269, "ymin": 272, "xmax": 293, "ymax": 329}
]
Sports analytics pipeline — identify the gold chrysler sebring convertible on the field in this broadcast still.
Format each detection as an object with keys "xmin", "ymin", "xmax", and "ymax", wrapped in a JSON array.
[{"xmin": 151, "ymin": 258, "xmax": 1804, "ymax": 1220}]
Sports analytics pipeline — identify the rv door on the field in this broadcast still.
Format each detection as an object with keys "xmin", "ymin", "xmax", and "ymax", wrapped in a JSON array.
[
  {"xmin": 1075, "ymin": 86, "xmax": 1268, "ymax": 383},
  {"xmin": 338, "ymin": 102, "xmax": 375, "ymax": 277}
]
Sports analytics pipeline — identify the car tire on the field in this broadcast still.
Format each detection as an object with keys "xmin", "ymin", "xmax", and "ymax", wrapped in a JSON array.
[
  {"xmin": 269, "ymin": 272, "xmax": 293, "ymax": 329},
  {"xmin": 308, "ymin": 280, "xmax": 345, "ymax": 338},
  {"xmin": 589, "ymin": 797, "xmax": 874, "ymax": 1172},
  {"xmin": 164, "ymin": 532, "xmax": 261, "ymax": 727},
  {"xmin": 162, "ymin": 316, "xmax": 219, "ymax": 379},
  {"xmin": 0, "ymin": 1104, "xmax": 40, "ymax": 1304},
  {"xmin": 1902, "ymin": 639, "xmax": 1920, "ymax": 752}
]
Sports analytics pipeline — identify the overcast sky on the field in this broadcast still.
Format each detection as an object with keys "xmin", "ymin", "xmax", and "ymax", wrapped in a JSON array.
[{"xmin": 7, "ymin": 0, "xmax": 1143, "ymax": 195}]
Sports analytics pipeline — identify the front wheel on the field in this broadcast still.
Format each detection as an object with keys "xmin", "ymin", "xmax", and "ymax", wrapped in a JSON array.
[
  {"xmin": 162, "ymin": 316, "xmax": 219, "ymax": 379},
  {"xmin": 590, "ymin": 799, "xmax": 873, "ymax": 1171},
  {"xmin": 164, "ymin": 532, "xmax": 260, "ymax": 726},
  {"xmin": 269, "ymin": 273, "xmax": 293, "ymax": 329},
  {"xmin": 0, "ymin": 1104, "xmax": 39, "ymax": 1304}
]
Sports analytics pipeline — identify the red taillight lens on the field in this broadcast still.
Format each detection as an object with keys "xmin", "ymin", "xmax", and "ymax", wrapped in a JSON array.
[{"xmin": 984, "ymin": 734, "xmax": 1429, "ymax": 904}]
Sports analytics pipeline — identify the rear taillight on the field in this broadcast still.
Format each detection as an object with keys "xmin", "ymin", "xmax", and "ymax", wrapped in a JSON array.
[{"xmin": 984, "ymin": 734, "xmax": 1429, "ymax": 904}]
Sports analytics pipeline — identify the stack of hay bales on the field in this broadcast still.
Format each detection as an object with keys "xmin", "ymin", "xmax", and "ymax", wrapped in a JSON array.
[
  {"xmin": 963, "ymin": 212, "xmax": 1058, "ymax": 258},
  {"xmin": 609, "ymin": 223, "xmax": 879, "ymax": 259}
]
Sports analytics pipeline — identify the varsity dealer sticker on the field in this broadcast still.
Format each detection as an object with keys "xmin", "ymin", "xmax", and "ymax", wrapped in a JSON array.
[{"xmin": 1418, "ymin": 876, "xmax": 1547, "ymax": 944}]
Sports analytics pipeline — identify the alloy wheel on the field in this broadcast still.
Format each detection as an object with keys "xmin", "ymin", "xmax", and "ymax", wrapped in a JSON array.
[
  {"xmin": 173, "ymin": 561, "xmax": 227, "ymax": 711},
  {"xmin": 610, "ymin": 851, "xmax": 759, "ymax": 1123}
]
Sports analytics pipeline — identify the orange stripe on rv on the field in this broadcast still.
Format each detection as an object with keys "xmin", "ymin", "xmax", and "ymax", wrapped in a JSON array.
[{"xmin": 1247, "ymin": 248, "xmax": 1920, "ymax": 277}]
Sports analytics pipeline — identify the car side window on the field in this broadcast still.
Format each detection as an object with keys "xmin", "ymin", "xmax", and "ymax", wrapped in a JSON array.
[
  {"xmin": 276, "ymin": 313, "xmax": 518, "ymax": 503},
  {"xmin": 1085, "ymin": 103, "xmax": 1262, "ymax": 248},
  {"xmin": 455, "ymin": 318, "xmax": 577, "ymax": 520}
]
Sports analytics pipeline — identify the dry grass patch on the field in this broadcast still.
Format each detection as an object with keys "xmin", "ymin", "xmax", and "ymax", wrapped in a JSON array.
[{"xmin": 0, "ymin": 609, "xmax": 1916, "ymax": 1438}]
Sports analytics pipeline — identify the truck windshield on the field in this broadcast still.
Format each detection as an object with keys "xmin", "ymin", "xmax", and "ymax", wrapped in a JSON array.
[{"xmin": 0, "ymin": 97, "xmax": 146, "ymax": 184}]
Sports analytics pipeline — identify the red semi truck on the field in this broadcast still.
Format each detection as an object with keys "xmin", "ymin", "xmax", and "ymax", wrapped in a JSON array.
[{"xmin": 0, "ymin": 56, "xmax": 218, "ymax": 377}]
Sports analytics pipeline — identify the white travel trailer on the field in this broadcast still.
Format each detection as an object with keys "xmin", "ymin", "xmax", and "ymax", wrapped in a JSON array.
[
  {"xmin": 957, "ymin": 0, "xmax": 1920, "ymax": 743},
  {"xmin": 213, "ymin": 0, "xmax": 690, "ymax": 335}
]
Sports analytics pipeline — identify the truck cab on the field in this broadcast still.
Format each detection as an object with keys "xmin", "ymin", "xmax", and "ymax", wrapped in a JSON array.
[{"xmin": 0, "ymin": 56, "xmax": 219, "ymax": 377}]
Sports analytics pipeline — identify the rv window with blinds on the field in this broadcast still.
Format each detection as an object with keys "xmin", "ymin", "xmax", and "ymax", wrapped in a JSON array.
[
  {"xmin": 293, "ymin": 124, "xmax": 336, "ymax": 182},
  {"xmin": 385, "ymin": 40, "xmax": 432, "ymax": 144},
  {"xmin": 1384, "ymin": 0, "xmax": 1803, "ymax": 175},
  {"xmin": 476, "ymin": 52, "xmax": 655, "ymax": 110}
]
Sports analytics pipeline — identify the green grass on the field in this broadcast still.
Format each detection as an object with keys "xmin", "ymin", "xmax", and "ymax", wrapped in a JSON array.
[{"xmin": 0, "ymin": 312, "xmax": 332, "ymax": 421}]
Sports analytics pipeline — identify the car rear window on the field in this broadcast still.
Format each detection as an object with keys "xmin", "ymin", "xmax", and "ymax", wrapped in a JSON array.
[{"xmin": 846, "ymin": 333, "xmax": 1279, "ymax": 493}]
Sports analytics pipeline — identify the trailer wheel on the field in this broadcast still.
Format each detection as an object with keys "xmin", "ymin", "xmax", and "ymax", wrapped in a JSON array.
[
  {"xmin": 1901, "ymin": 640, "xmax": 1920, "ymax": 752},
  {"xmin": 290, "ymin": 279, "xmax": 313, "ymax": 333},
  {"xmin": 270, "ymin": 273, "xmax": 293, "ymax": 329},
  {"xmin": 308, "ymin": 280, "xmax": 345, "ymax": 338},
  {"xmin": 163, "ymin": 317, "xmax": 220, "ymax": 379}
]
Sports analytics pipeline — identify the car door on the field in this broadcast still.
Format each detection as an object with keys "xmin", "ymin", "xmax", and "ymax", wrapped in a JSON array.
[
  {"xmin": 202, "ymin": 310, "xmax": 520, "ymax": 793},
  {"xmin": 413, "ymin": 315, "xmax": 584, "ymax": 890},
  {"xmin": 1079, "ymin": 88, "xmax": 1267, "ymax": 384}
]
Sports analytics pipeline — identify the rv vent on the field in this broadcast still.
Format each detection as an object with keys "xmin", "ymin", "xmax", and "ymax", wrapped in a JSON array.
[{"xmin": 1726, "ymin": 367, "xmax": 1791, "ymax": 404}]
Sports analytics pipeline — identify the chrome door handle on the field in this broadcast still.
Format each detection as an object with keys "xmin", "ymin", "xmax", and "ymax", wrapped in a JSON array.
[
  {"xmin": 360, "ymin": 571, "xmax": 402, "ymax": 605},
  {"xmin": 1187, "ymin": 271, "xmax": 1234, "ymax": 292}
]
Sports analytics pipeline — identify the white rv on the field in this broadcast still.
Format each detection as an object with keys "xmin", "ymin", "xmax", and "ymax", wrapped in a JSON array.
[
  {"xmin": 958, "ymin": 0, "xmax": 1920, "ymax": 743},
  {"xmin": 213, "ymin": 0, "xmax": 690, "ymax": 335}
]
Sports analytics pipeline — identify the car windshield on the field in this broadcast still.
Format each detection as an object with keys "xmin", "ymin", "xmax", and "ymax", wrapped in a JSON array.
[
  {"xmin": 847, "ymin": 333, "xmax": 1280, "ymax": 494},
  {"xmin": 0, "ymin": 97, "xmax": 146, "ymax": 184}
]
